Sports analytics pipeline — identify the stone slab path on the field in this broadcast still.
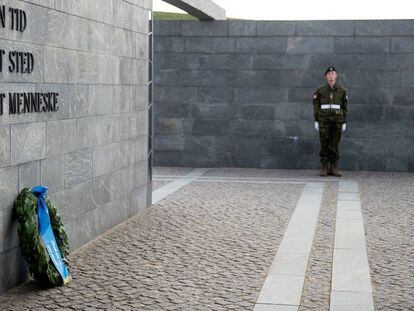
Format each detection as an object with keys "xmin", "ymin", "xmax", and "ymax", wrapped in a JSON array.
[{"xmin": 0, "ymin": 167, "xmax": 413, "ymax": 310}]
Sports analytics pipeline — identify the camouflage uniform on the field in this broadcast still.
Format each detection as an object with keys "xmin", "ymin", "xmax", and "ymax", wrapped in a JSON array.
[{"xmin": 313, "ymin": 83, "xmax": 348, "ymax": 164}]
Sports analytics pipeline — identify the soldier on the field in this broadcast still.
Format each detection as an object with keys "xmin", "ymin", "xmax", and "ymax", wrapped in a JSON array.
[{"xmin": 313, "ymin": 67, "xmax": 347, "ymax": 177}]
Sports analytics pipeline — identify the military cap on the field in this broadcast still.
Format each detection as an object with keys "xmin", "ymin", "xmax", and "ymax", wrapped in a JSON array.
[{"xmin": 325, "ymin": 67, "xmax": 336, "ymax": 75}]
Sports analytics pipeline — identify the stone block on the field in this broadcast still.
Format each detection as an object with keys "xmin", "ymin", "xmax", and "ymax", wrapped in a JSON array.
[
  {"xmin": 235, "ymin": 87, "xmax": 288, "ymax": 103},
  {"xmin": 131, "ymin": 5, "xmax": 149, "ymax": 34},
  {"xmin": 113, "ymin": 86, "xmax": 131, "ymax": 113},
  {"xmin": 186, "ymin": 37, "xmax": 235, "ymax": 53},
  {"xmin": 341, "ymin": 71, "xmax": 399, "ymax": 87},
  {"xmin": 154, "ymin": 53, "xmax": 187, "ymax": 70},
  {"xmin": 387, "ymin": 54, "xmax": 414, "ymax": 70},
  {"xmin": 287, "ymin": 37, "xmax": 334, "ymax": 54},
  {"xmin": 391, "ymin": 37, "xmax": 414, "ymax": 53},
  {"xmin": 238, "ymin": 104, "xmax": 275, "ymax": 120},
  {"xmin": 18, "ymin": 161, "xmax": 40, "ymax": 191},
  {"xmin": 285, "ymin": 120, "xmax": 316, "ymax": 138},
  {"xmin": 132, "ymin": 160, "xmax": 149, "ymax": 190},
  {"xmin": 384, "ymin": 106, "xmax": 414, "ymax": 122},
  {"xmin": 154, "ymin": 21, "xmax": 181, "ymax": 36},
  {"xmin": 11, "ymin": 123, "xmax": 46, "ymax": 165},
  {"xmin": 128, "ymin": 112, "xmax": 148, "ymax": 138},
  {"xmin": 136, "ymin": 33, "xmax": 148, "ymax": 59},
  {"xmin": 36, "ymin": 84, "xmax": 70, "ymax": 121},
  {"xmin": 40, "ymin": 155, "xmax": 64, "ymax": 194},
  {"xmin": 77, "ymin": 52, "xmax": 119, "ymax": 84},
  {"xmin": 348, "ymin": 105, "xmax": 384, "ymax": 122},
  {"xmin": 64, "ymin": 149, "xmax": 93, "ymax": 189},
  {"xmin": 44, "ymin": 46, "xmax": 78, "ymax": 83},
  {"xmin": 129, "ymin": 184, "xmax": 147, "ymax": 217},
  {"xmin": 256, "ymin": 21, "xmax": 296, "ymax": 36},
  {"xmin": 93, "ymin": 143, "xmax": 123, "ymax": 177},
  {"xmin": 47, "ymin": 119, "xmax": 77, "ymax": 156},
  {"xmin": 246, "ymin": 54, "xmax": 312, "ymax": 70},
  {"xmin": 274, "ymin": 102, "xmax": 313, "ymax": 121},
  {"xmin": 154, "ymin": 37, "xmax": 185, "ymax": 53},
  {"xmin": 288, "ymin": 88, "xmax": 315, "ymax": 103},
  {"xmin": 400, "ymin": 71, "xmax": 414, "ymax": 87},
  {"xmin": 198, "ymin": 87, "xmax": 234, "ymax": 103},
  {"xmin": 355, "ymin": 20, "xmax": 414, "ymax": 36},
  {"xmin": 3, "ymin": 207, "xmax": 19, "ymax": 250},
  {"xmin": 125, "ymin": 136, "xmax": 148, "ymax": 164},
  {"xmin": 335, "ymin": 37, "xmax": 390, "ymax": 53},
  {"xmin": 84, "ymin": 176, "xmax": 111, "ymax": 212},
  {"xmin": 236, "ymin": 37, "xmax": 286, "ymax": 53},
  {"xmin": 76, "ymin": 116, "xmax": 102, "ymax": 149},
  {"xmin": 192, "ymin": 119, "xmax": 230, "ymax": 135},
  {"xmin": 53, "ymin": 184, "xmax": 85, "ymax": 222},
  {"xmin": 181, "ymin": 21, "xmax": 228, "ymax": 36},
  {"xmin": 229, "ymin": 119, "xmax": 285, "ymax": 137},
  {"xmin": 197, "ymin": 53, "xmax": 240, "ymax": 70},
  {"xmin": 0, "ymin": 210, "xmax": 3, "ymax": 252},
  {"xmin": 394, "ymin": 88, "xmax": 414, "ymax": 106},
  {"xmin": 154, "ymin": 102, "xmax": 190, "ymax": 118},
  {"xmin": 296, "ymin": 21, "xmax": 354, "ymax": 36},
  {"xmin": 350, "ymin": 87, "xmax": 393, "ymax": 106},
  {"xmin": 0, "ymin": 248, "xmax": 28, "ymax": 294},
  {"xmin": 191, "ymin": 103, "xmax": 236, "ymax": 120},
  {"xmin": 184, "ymin": 135, "xmax": 217, "ymax": 155},
  {"xmin": 130, "ymin": 85, "xmax": 148, "ymax": 112},
  {"xmin": 231, "ymin": 70, "xmax": 282, "ymax": 87},
  {"xmin": 0, "ymin": 167, "xmax": 18, "ymax": 212},
  {"xmin": 153, "ymin": 151, "xmax": 183, "ymax": 167},
  {"xmin": 69, "ymin": 84, "xmax": 113, "ymax": 118},
  {"xmin": 154, "ymin": 135, "xmax": 185, "ymax": 152},
  {"xmin": 229, "ymin": 20, "xmax": 256, "ymax": 36},
  {"xmin": 154, "ymin": 86, "xmax": 197, "ymax": 103},
  {"xmin": 178, "ymin": 69, "xmax": 231, "ymax": 86},
  {"xmin": 155, "ymin": 118, "xmax": 192, "ymax": 135},
  {"xmin": 109, "ymin": 27, "xmax": 136, "ymax": 58},
  {"xmin": 100, "ymin": 198, "xmax": 129, "ymax": 233},
  {"xmin": 154, "ymin": 69, "xmax": 180, "ymax": 86},
  {"xmin": 75, "ymin": 207, "xmax": 102, "ymax": 247},
  {"xmin": 0, "ymin": 126, "xmax": 10, "ymax": 168},
  {"xmin": 0, "ymin": 39, "xmax": 43, "ymax": 83}
]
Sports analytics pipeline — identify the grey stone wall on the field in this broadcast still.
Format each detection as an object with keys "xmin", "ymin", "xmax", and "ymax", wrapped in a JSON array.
[
  {"xmin": 0, "ymin": 0, "xmax": 152, "ymax": 293},
  {"xmin": 154, "ymin": 20, "xmax": 414, "ymax": 172}
]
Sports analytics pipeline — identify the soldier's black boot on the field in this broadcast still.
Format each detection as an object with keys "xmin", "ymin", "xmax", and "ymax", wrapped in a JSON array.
[
  {"xmin": 328, "ymin": 163, "xmax": 334, "ymax": 176},
  {"xmin": 332, "ymin": 162, "xmax": 342, "ymax": 177},
  {"xmin": 320, "ymin": 162, "xmax": 328, "ymax": 177}
]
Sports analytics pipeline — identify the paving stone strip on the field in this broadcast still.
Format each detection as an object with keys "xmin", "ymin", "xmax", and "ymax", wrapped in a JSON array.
[
  {"xmin": 330, "ymin": 181, "xmax": 374, "ymax": 311},
  {"xmin": 299, "ymin": 181, "xmax": 338, "ymax": 311},
  {"xmin": 0, "ymin": 177, "xmax": 303, "ymax": 310},
  {"xmin": 254, "ymin": 182, "xmax": 324, "ymax": 310}
]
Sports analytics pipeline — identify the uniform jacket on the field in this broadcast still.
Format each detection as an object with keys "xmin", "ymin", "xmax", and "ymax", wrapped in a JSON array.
[{"xmin": 313, "ymin": 83, "xmax": 348, "ymax": 123}]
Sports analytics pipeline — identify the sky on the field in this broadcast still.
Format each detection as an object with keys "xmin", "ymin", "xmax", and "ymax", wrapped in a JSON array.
[{"xmin": 153, "ymin": 0, "xmax": 414, "ymax": 20}]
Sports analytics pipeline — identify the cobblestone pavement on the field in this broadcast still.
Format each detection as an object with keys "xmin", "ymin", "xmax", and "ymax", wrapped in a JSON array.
[
  {"xmin": 0, "ymin": 170, "xmax": 303, "ymax": 310},
  {"xmin": 1, "ymin": 167, "xmax": 413, "ymax": 310},
  {"xmin": 352, "ymin": 172, "xmax": 414, "ymax": 311},
  {"xmin": 299, "ymin": 181, "xmax": 338, "ymax": 311}
]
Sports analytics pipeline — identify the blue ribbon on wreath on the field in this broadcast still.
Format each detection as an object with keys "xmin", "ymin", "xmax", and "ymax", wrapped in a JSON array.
[{"xmin": 32, "ymin": 186, "xmax": 70, "ymax": 283}]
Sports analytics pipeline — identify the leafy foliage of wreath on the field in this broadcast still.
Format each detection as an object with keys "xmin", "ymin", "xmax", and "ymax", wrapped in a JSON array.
[{"xmin": 14, "ymin": 188, "xmax": 70, "ymax": 287}]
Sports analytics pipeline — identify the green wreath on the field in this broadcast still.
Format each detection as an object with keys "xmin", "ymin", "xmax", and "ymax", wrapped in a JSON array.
[{"xmin": 14, "ymin": 188, "xmax": 71, "ymax": 287}]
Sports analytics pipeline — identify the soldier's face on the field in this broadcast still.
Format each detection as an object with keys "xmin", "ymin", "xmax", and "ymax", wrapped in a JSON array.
[{"xmin": 326, "ymin": 71, "xmax": 337, "ymax": 84}]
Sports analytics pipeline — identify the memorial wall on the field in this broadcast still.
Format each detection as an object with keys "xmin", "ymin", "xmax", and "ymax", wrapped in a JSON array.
[
  {"xmin": 0, "ymin": 0, "xmax": 152, "ymax": 293},
  {"xmin": 154, "ymin": 20, "xmax": 414, "ymax": 172}
]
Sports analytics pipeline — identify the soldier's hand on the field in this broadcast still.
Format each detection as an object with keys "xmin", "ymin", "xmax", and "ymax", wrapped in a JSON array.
[
  {"xmin": 342, "ymin": 123, "xmax": 347, "ymax": 132},
  {"xmin": 314, "ymin": 122, "xmax": 319, "ymax": 132}
]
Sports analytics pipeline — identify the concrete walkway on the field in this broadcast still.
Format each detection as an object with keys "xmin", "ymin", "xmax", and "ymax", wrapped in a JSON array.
[{"xmin": 0, "ymin": 167, "xmax": 413, "ymax": 310}]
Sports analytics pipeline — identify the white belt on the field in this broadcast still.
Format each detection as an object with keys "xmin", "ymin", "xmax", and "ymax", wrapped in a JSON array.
[{"xmin": 321, "ymin": 104, "xmax": 341, "ymax": 109}]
